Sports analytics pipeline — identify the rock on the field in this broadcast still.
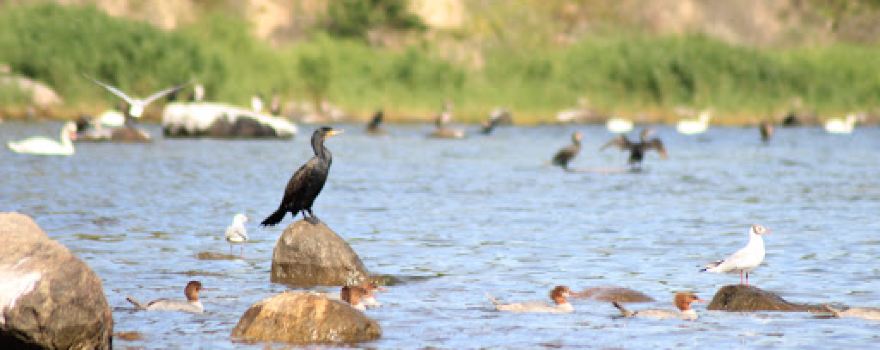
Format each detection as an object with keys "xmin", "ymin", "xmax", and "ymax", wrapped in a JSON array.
[
  {"xmin": 271, "ymin": 220, "xmax": 369, "ymax": 287},
  {"xmin": 707, "ymin": 285, "xmax": 825, "ymax": 312},
  {"xmin": 162, "ymin": 102, "xmax": 296, "ymax": 138},
  {"xmin": 0, "ymin": 212, "xmax": 113, "ymax": 350},
  {"xmin": 572, "ymin": 286, "xmax": 655, "ymax": 303},
  {"xmin": 0, "ymin": 75, "xmax": 63, "ymax": 108},
  {"xmin": 231, "ymin": 292, "xmax": 381, "ymax": 344}
]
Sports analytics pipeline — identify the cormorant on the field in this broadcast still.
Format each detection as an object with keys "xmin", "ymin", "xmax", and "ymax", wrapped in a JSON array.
[
  {"xmin": 551, "ymin": 131, "xmax": 583, "ymax": 170},
  {"xmin": 759, "ymin": 121, "xmax": 774, "ymax": 143},
  {"xmin": 366, "ymin": 109, "xmax": 385, "ymax": 135},
  {"xmin": 601, "ymin": 128, "xmax": 667, "ymax": 169},
  {"xmin": 261, "ymin": 126, "xmax": 343, "ymax": 226},
  {"xmin": 480, "ymin": 108, "xmax": 512, "ymax": 135}
]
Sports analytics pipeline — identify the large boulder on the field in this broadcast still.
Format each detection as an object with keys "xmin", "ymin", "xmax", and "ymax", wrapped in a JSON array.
[
  {"xmin": 271, "ymin": 220, "xmax": 369, "ymax": 287},
  {"xmin": 162, "ymin": 102, "xmax": 297, "ymax": 138},
  {"xmin": 708, "ymin": 285, "xmax": 824, "ymax": 312},
  {"xmin": 231, "ymin": 292, "xmax": 381, "ymax": 344},
  {"xmin": 0, "ymin": 213, "xmax": 113, "ymax": 350},
  {"xmin": 572, "ymin": 286, "xmax": 655, "ymax": 303}
]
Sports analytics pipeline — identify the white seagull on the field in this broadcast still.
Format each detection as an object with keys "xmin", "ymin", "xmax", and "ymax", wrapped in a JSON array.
[
  {"xmin": 7, "ymin": 122, "xmax": 78, "ymax": 156},
  {"xmin": 701, "ymin": 224, "xmax": 770, "ymax": 285},
  {"xmin": 224, "ymin": 213, "xmax": 249, "ymax": 257},
  {"xmin": 85, "ymin": 75, "xmax": 186, "ymax": 120}
]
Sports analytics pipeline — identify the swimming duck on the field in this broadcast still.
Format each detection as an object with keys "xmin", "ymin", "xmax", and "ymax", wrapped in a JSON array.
[
  {"xmin": 612, "ymin": 292, "xmax": 702, "ymax": 320},
  {"xmin": 821, "ymin": 304, "xmax": 880, "ymax": 321},
  {"xmin": 488, "ymin": 285, "xmax": 573, "ymax": 313},
  {"xmin": 126, "ymin": 281, "xmax": 204, "ymax": 313}
]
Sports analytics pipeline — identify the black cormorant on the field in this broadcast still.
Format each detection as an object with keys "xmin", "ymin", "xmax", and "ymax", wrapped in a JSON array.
[
  {"xmin": 480, "ymin": 108, "xmax": 513, "ymax": 135},
  {"xmin": 261, "ymin": 126, "xmax": 343, "ymax": 226},
  {"xmin": 601, "ymin": 128, "xmax": 667, "ymax": 169},
  {"xmin": 366, "ymin": 109, "xmax": 385, "ymax": 135},
  {"xmin": 759, "ymin": 121, "xmax": 774, "ymax": 143},
  {"xmin": 551, "ymin": 131, "xmax": 583, "ymax": 170}
]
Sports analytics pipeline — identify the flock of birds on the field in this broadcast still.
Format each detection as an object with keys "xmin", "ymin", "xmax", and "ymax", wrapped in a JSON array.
[{"xmin": 5, "ymin": 82, "xmax": 878, "ymax": 325}]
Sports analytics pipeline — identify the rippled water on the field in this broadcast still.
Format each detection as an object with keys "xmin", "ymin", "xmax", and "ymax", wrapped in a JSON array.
[{"xmin": 2, "ymin": 121, "xmax": 879, "ymax": 349}]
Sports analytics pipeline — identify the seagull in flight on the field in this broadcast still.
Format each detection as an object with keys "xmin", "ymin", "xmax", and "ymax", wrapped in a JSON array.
[{"xmin": 85, "ymin": 75, "xmax": 188, "ymax": 120}]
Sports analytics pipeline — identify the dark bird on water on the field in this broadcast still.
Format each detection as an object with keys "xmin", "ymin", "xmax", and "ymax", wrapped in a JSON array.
[
  {"xmin": 552, "ymin": 131, "xmax": 583, "ymax": 170},
  {"xmin": 366, "ymin": 109, "xmax": 385, "ymax": 135},
  {"xmin": 261, "ymin": 126, "xmax": 343, "ymax": 226},
  {"xmin": 759, "ymin": 121, "xmax": 774, "ymax": 143},
  {"xmin": 480, "ymin": 108, "xmax": 513, "ymax": 135},
  {"xmin": 601, "ymin": 128, "xmax": 667, "ymax": 169}
]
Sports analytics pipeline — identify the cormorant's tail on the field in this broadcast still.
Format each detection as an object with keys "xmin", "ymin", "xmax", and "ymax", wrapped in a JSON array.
[
  {"xmin": 261, "ymin": 208, "xmax": 286, "ymax": 226},
  {"xmin": 126, "ymin": 296, "xmax": 147, "ymax": 310},
  {"xmin": 612, "ymin": 301, "xmax": 634, "ymax": 317}
]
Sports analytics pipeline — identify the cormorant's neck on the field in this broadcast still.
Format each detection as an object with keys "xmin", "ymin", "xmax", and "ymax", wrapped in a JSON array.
[{"xmin": 311, "ymin": 135, "xmax": 330, "ymax": 159}]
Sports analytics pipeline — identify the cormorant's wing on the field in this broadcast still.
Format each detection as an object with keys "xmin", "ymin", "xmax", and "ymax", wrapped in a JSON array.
[
  {"xmin": 647, "ymin": 138, "xmax": 668, "ymax": 158},
  {"xmin": 600, "ymin": 135, "xmax": 632, "ymax": 151},
  {"xmin": 143, "ymin": 82, "xmax": 189, "ymax": 105},
  {"xmin": 280, "ymin": 158, "xmax": 319, "ymax": 208},
  {"xmin": 84, "ymin": 75, "xmax": 135, "ymax": 104}
]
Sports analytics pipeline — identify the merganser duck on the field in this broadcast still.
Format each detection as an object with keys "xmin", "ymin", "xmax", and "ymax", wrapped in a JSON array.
[
  {"xmin": 606, "ymin": 116, "xmax": 634, "ymax": 134},
  {"xmin": 822, "ymin": 304, "xmax": 880, "ymax": 321},
  {"xmin": 85, "ymin": 75, "xmax": 186, "ymax": 121},
  {"xmin": 600, "ymin": 128, "xmax": 667, "ymax": 169},
  {"xmin": 676, "ymin": 109, "xmax": 711, "ymax": 135},
  {"xmin": 224, "ymin": 214, "xmax": 248, "ymax": 256},
  {"xmin": 612, "ymin": 292, "xmax": 703, "ymax": 320},
  {"xmin": 126, "ymin": 281, "xmax": 204, "ymax": 313},
  {"xmin": 552, "ymin": 131, "xmax": 583, "ymax": 171},
  {"xmin": 428, "ymin": 102, "xmax": 465, "ymax": 139},
  {"xmin": 824, "ymin": 113, "xmax": 860, "ymax": 134},
  {"xmin": 701, "ymin": 224, "xmax": 770, "ymax": 285},
  {"xmin": 487, "ymin": 285, "xmax": 573, "ymax": 313},
  {"xmin": 7, "ymin": 122, "xmax": 77, "ymax": 156},
  {"xmin": 340, "ymin": 284, "xmax": 371, "ymax": 311}
]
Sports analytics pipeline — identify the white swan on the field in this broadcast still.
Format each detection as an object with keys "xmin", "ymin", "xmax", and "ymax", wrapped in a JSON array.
[
  {"xmin": 676, "ymin": 109, "xmax": 711, "ymax": 135},
  {"xmin": 606, "ymin": 116, "xmax": 634, "ymax": 133},
  {"xmin": 824, "ymin": 114, "xmax": 859, "ymax": 134},
  {"xmin": 7, "ymin": 122, "xmax": 77, "ymax": 156},
  {"xmin": 85, "ymin": 76, "xmax": 185, "ymax": 119}
]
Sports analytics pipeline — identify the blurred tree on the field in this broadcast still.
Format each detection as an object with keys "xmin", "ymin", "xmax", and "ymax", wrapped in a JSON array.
[
  {"xmin": 298, "ymin": 51, "xmax": 331, "ymax": 115},
  {"xmin": 325, "ymin": 0, "xmax": 425, "ymax": 40}
]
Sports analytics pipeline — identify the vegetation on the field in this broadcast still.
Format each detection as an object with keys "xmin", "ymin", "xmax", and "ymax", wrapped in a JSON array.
[{"xmin": 0, "ymin": 3, "xmax": 878, "ymax": 123}]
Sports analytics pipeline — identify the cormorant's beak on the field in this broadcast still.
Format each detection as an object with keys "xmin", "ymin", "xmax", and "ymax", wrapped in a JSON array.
[{"xmin": 327, "ymin": 129, "xmax": 344, "ymax": 137}]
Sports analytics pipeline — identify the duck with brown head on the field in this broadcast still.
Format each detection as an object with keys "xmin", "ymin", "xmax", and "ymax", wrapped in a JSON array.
[
  {"xmin": 126, "ymin": 281, "xmax": 204, "ymax": 314},
  {"xmin": 488, "ymin": 285, "xmax": 573, "ymax": 313},
  {"xmin": 612, "ymin": 292, "xmax": 702, "ymax": 320}
]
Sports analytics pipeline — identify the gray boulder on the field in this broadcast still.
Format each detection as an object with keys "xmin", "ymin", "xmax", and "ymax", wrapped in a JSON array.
[
  {"xmin": 0, "ymin": 213, "xmax": 113, "ymax": 350},
  {"xmin": 271, "ymin": 220, "xmax": 369, "ymax": 287},
  {"xmin": 231, "ymin": 291, "xmax": 381, "ymax": 344},
  {"xmin": 708, "ymin": 285, "xmax": 824, "ymax": 312}
]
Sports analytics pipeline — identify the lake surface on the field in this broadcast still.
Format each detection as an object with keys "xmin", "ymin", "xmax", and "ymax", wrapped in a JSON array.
[{"xmin": 2, "ymin": 122, "xmax": 879, "ymax": 349}]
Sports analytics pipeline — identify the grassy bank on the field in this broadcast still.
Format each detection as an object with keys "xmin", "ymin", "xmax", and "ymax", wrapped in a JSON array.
[{"xmin": 1, "ymin": 3, "xmax": 878, "ymax": 124}]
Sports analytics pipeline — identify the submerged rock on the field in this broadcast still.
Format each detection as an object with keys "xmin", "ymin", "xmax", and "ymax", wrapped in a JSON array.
[
  {"xmin": 572, "ymin": 286, "xmax": 655, "ymax": 303},
  {"xmin": 707, "ymin": 285, "xmax": 824, "ymax": 312},
  {"xmin": 231, "ymin": 292, "xmax": 381, "ymax": 345},
  {"xmin": 0, "ymin": 212, "xmax": 113, "ymax": 350},
  {"xmin": 271, "ymin": 220, "xmax": 369, "ymax": 287}
]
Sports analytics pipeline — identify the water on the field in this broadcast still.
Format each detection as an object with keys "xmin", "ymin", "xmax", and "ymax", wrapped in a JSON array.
[{"xmin": 2, "ymin": 122, "xmax": 879, "ymax": 349}]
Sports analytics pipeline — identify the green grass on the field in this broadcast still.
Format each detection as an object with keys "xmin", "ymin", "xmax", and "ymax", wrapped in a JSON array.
[{"xmin": 1, "ymin": 3, "xmax": 878, "ymax": 123}]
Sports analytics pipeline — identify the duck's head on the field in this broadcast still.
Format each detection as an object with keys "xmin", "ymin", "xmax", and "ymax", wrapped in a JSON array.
[
  {"xmin": 550, "ymin": 285, "xmax": 572, "ymax": 305},
  {"xmin": 184, "ymin": 281, "xmax": 203, "ymax": 302},
  {"xmin": 673, "ymin": 292, "xmax": 702, "ymax": 311}
]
